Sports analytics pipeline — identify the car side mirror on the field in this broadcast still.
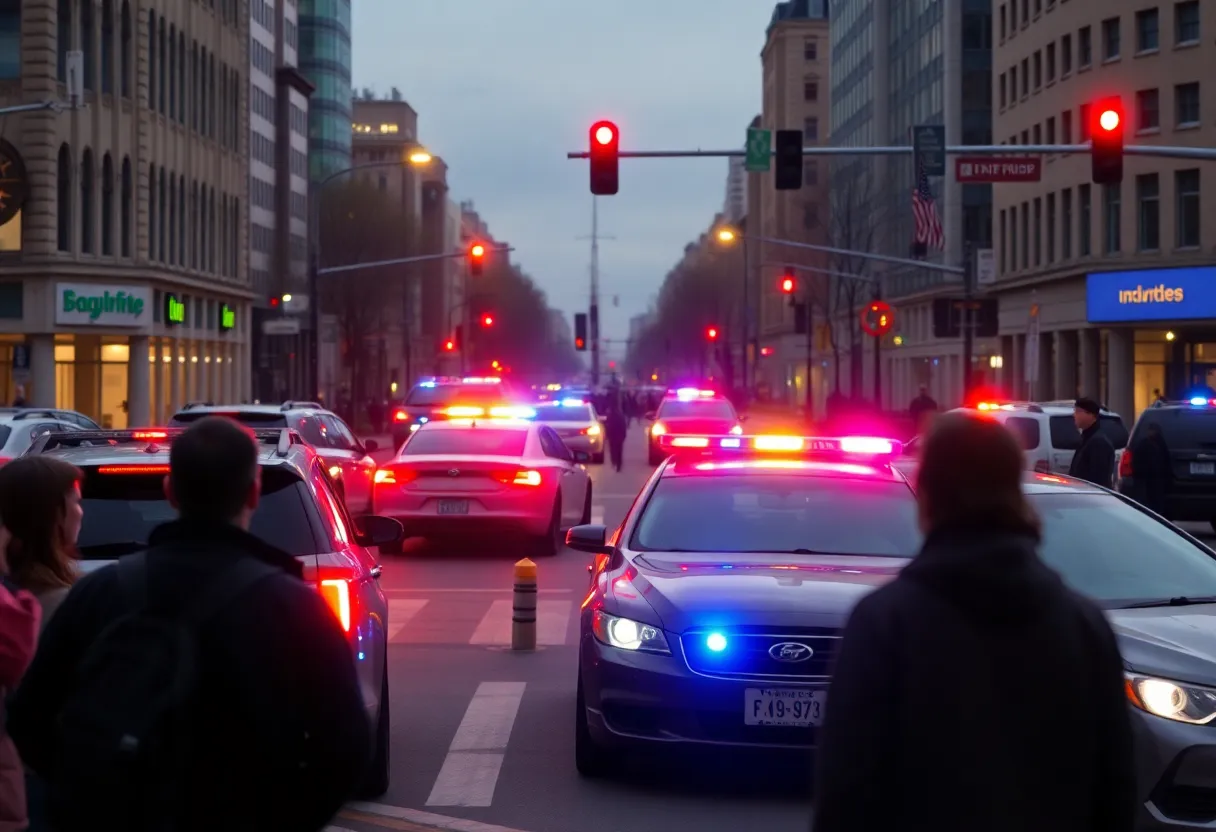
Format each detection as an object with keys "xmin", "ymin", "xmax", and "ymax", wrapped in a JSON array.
[
  {"xmin": 571, "ymin": 450, "xmax": 591, "ymax": 463},
  {"xmin": 645, "ymin": 411, "xmax": 656, "ymax": 421},
  {"xmin": 566, "ymin": 524, "xmax": 611, "ymax": 555},
  {"xmin": 354, "ymin": 515, "xmax": 404, "ymax": 548},
  {"xmin": 363, "ymin": 438, "xmax": 379, "ymax": 453}
]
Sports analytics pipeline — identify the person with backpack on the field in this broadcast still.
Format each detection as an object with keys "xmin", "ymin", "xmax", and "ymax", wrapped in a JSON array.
[{"xmin": 8, "ymin": 417, "xmax": 371, "ymax": 831}]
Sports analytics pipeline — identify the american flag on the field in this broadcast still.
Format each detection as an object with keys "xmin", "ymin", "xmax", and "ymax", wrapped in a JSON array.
[{"xmin": 912, "ymin": 161, "xmax": 944, "ymax": 251}]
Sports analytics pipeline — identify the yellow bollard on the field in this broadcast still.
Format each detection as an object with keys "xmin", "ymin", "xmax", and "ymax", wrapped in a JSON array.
[{"xmin": 512, "ymin": 558, "xmax": 538, "ymax": 651}]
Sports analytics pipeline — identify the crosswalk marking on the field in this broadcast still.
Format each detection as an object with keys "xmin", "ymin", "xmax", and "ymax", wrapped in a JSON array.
[
  {"xmin": 426, "ymin": 682, "xmax": 526, "ymax": 807},
  {"xmin": 385, "ymin": 599, "xmax": 429, "ymax": 641},
  {"xmin": 467, "ymin": 599, "xmax": 572, "ymax": 646}
]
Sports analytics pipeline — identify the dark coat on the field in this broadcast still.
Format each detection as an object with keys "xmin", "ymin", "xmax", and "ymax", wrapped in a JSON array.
[
  {"xmin": 1130, "ymin": 431, "xmax": 1170, "ymax": 515},
  {"xmin": 812, "ymin": 525, "xmax": 1136, "ymax": 832},
  {"xmin": 1069, "ymin": 422, "xmax": 1117, "ymax": 488},
  {"xmin": 8, "ymin": 520, "xmax": 371, "ymax": 832}
]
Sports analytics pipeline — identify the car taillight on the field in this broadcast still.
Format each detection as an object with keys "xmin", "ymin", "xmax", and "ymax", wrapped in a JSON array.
[
  {"xmin": 1119, "ymin": 449, "xmax": 1133, "ymax": 478},
  {"xmin": 132, "ymin": 430, "xmax": 169, "ymax": 440},
  {"xmin": 495, "ymin": 469, "xmax": 542, "ymax": 487},
  {"xmin": 0, "ymin": 457, "xmax": 11, "ymax": 467},
  {"xmin": 318, "ymin": 578, "xmax": 351, "ymax": 632},
  {"xmin": 1033, "ymin": 459, "xmax": 1050, "ymax": 473},
  {"xmin": 374, "ymin": 466, "xmax": 417, "ymax": 485},
  {"xmin": 583, "ymin": 425, "xmax": 601, "ymax": 436},
  {"xmin": 97, "ymin": 465, "xmax": 172, "ymax": 474},
  {"xmin": 393, "ymin": 410, "xmax": 409, "ymax": 422}
]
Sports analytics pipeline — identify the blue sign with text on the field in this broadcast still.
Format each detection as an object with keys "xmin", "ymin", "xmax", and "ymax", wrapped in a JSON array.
[{"xmin": 1087, "ymin": 266, "xmax": 1216, "ymax": 323}]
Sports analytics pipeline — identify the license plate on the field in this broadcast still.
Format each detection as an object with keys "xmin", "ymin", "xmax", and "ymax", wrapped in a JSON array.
[
  {"xmin": 1192, "ymin": 463, "xmax": 1215, "ymax": 476},
  {"xmin": 437, "ymin": 499, "xmax": 469, "ymax": 515},
  {"xmin": 744, "ymin": 688, "xmax": 825, "ymax": 727}
]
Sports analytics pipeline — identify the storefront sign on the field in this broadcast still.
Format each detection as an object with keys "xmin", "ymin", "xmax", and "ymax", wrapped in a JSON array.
[
  {"xmin": 219, "ymin": 303, "xmax": 235, "ymax": 331},
  {"xmin": 165, "ymin": 293, "xmax": 185, "ymax": 325},
  {"xmin": 56, "ymin": 283, "xmax": 151, "ymax": 326},
  {"xmin": 1087, "ymin": 266, "xmax": 1216, "ymax": 323}
]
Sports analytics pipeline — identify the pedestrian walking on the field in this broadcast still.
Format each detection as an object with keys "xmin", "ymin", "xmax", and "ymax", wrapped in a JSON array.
[
  {"xmin": 9, "ymin": 417, "xmax": 371, "ymax": 832},
  {"xmin": 813, "ymin": 411, "xmax": 1136, "ymax": 832},
  {"xmin": 604, "ymin": 397, "xmax": 628, "ymax": 473},
  {"xmin": 1068, "ymin": 396, "xmax": 1117, "ymax": 488},
  {"xmin": 908, "ymin": 385, "xmax": 938, "ymax": 436},
  {"xmin": 10, "ymin": 385, "xmax": 26, "ymax": 408}
]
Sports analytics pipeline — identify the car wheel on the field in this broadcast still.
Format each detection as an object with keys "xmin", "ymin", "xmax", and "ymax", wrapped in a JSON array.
[
  {"xmin": 356, "ymin": 669, "xmax": 392, "ymax": 798},
  {"xmin": 535, "ymin": 498, "xmax": 561, "ymax": 557},
  {"xmin": 575, "ymin": 673, "xmax": 614, "ymax": 778},
  {"xmin": 580, "ymin": 483, "xmax": 593, "ymax": 525},
  {"xmin": 592, "ymin": 452, "xmax": 605, "ymax": 465}
]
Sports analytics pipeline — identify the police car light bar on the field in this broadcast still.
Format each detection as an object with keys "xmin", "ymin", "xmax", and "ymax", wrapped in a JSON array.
[
  {"xmin": 462, "ymin": 376, "xmax": 502, "ymax": 384},
  {"xmin": 658, "ymin": 434, "xmax": 902, "ymax": 457},
  {"xmin": 669, "ymin": 387, "xmax": 718, "ymax": 401},
  {"xmin": 440, "ymin": 405, "xmax": 536, "ymax": 419}
]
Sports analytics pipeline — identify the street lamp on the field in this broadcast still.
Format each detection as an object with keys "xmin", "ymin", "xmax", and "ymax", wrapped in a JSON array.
[{"xmin": 716, "ymin": 228, "xmax": 737, "ymax": 244}]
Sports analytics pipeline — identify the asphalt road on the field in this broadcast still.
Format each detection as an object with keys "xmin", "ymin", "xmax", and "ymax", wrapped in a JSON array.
[{"xmin": 335, "ymin": 425, "xmax": 813, "ymax": 832}]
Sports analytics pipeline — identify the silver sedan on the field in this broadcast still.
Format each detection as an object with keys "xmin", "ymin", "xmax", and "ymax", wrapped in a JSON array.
[{"xmin": 531, "ymin": 399, "xmax": 605, "ymax": 464}]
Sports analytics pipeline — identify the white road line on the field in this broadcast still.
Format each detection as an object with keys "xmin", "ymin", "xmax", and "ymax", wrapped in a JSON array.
[
  {"xmin": 425, "ymin": 682, "xmax": 526, "ymax": 808},
  {"xmin": 590, "ymin": 506, "xmax": 605, "ymax": 525},
  {"xmin": 385, "ymin": 599, "xmax": 429, "ymax": 641},
  {"xmin": 346, "ymin": 802, "xmax": 534, "ymax": 832},
  {"xmin": 468, "ymin": 599, "xmax": 572, "ymax": 646}
]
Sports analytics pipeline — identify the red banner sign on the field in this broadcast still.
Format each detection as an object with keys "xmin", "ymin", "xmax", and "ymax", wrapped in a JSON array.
[{"xmin": 954, "ymin": 157, "xmax": 1043, "ymax": 183}]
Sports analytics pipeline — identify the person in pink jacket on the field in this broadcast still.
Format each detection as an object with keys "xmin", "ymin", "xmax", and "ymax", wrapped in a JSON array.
[{"xmin": 0, "ymin": 572, "xmax": 40, "ymax": 832}]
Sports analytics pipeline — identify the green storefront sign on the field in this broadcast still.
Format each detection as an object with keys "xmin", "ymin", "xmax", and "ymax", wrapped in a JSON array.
[
  {"xmin": 165, "ymin": 293, "xmax": 185, "ymax": 324},
  {"xmin": 62, "ymin": 289, "xmax": 145, "ymax": 320},
  {"xmin": 220, "ymin": 303, "xmax": 235, "ymax": 331}
]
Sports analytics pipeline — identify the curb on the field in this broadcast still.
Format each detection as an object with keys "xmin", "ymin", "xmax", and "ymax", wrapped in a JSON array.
[{"xmin": 341, "ymin": 802, "xmax": 537, "ymax": 832}]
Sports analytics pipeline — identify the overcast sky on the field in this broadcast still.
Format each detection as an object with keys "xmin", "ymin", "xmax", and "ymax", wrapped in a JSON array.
[{"xmin": 351, "ymin": 0, "xmax": 774, "ymax": 355}]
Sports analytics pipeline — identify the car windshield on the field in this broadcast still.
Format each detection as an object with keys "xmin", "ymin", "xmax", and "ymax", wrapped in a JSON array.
[
  {"xmin": 533, "ymin": 405, "xmax": 593, "ymax": 422},
  {"xmin": 657, "ymin": 400, "xmax": 736, "ymax": 419},
  {"xmin": 75, "ymin": 465, "xmax": 322, "ymax": 557},
  {"xmin": 1029, "ymin": 492, "xmax": 1216, "ymax": 607},
  {"xmin": 630, "ymin": 475, "xmax": 920, "ymax": 555},
  {"xmin": 401, "ymin": 428, "xmax": 528, "ymax": 457},
  {"xmin": 169, "ymin": 410, "xmax": 289, "ymax": 427},
  {"xmin": 404, "ymin": 385, "xmax": 504, "ymax": 407}
]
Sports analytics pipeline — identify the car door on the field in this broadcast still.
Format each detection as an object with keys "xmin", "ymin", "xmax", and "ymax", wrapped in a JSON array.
[
  {"xmin": 320, "ymin": 414, "xmax": 375, "ymax": 514},
  {"xmin": 539, "ymin": 426, "xmax": 584, "ymax": 525}
]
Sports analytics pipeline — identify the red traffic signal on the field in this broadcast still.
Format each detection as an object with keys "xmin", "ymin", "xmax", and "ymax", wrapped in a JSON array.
[
  {"xmin": 706, "ymin": 326, "xmax": 719, "ymax": 341},
  {"xmin": 468, "ymin": 241, "xmax": 487, "ymax": 275},
  {"xmin": 269, "ymin": 296, "xmax": 281, "ymax": 308},
  {"xmin": 574, "ymin": 337, "xmax": 585, "ymax": 350},
  {"xmin": 443, "ymin": 339, "xmax": 456, "ymax": 352},
  {"xmin": 589, "ymin": 120, "xmax": 620, "ymax": 196},
  {"xmin": 481, "ymin": 314, "xmax": 494, "ymax": 327},
  {"xmin": 779, "ymin": 273, "xmax": 796, "ymax": 294},
  {"xmin": 1090, "ymin": 96, "xmax": 1124, "ymax": 185}
]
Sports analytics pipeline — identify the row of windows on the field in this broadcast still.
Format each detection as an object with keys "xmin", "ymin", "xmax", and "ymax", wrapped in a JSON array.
[
  {"xmin": 999, "ymin": 3, "xmax": 1201, "ymax": 114},
  {"xmin": 55, "ymin": 146, "xmax": 132, "ymax": 257},
  {"xmin": 997, "ymin": 169, "xmax": 1202, "ymax": 276},
  {"xmin": 55, "ymin": 0, "xmax": 132, "ymax": 97},
  {"xmin": 252, "ymin": 224, "xmax": 307, "ymax": 256},
  {"xmin": 1003, "ymin": 83, "xmax": 1201, "ymax": 151},
  {"xmin": 251, "ymin": 84, "xmax": 275, "ymax": 121},
  {"xmin": 146, "ymin": 165, "xmax": 241, "ymax": 279},
  {"xmin": 251, "ymin": 176, "xmax": 274, "ymax": 210},
  {"xmin": 146, "ymin": 10, "xmax": 242, "ymax": 152},
  {"xmin": 251, "ymin": 131, "xmax": 274, "ymax": 166},
  {"xmin": 999, "ymin": 0, "xmax": 1198, "ymax": 51},
  {"xmin": 290, "ymin": 103, "xmax": 308, "ymax": 135},
  {"xmin": 252, "ymin": 39, "xmax": 275, "ymax": 76},
  {"xmin": 290, "ymin": 148, "xmax": 308, "ymax": 178}
]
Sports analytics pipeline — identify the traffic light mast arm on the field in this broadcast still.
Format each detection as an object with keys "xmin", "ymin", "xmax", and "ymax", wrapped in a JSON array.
[
  {"xmin": 566, "ymin": 144, "xmax": 1216, "ymax": 161},
  {"xmin": 316, "ymin": 245, "xmax": 513, "ymax": 277},
  {"xmin": 739, "ymin": 231, "xmax": 963, "ymax": 276}
]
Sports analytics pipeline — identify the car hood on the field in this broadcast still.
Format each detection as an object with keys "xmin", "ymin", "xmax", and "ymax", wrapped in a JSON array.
[
  {"xmin": 652, "ymin": 417, "xmax": 738, "ymax": 435},
  {"xmin": 621, "ymin": 553, "xmax": 906, "ymax": 633},
  {"xmin": 1110, "ymin": 605, "xmax": 1216, "ymax": 687}
]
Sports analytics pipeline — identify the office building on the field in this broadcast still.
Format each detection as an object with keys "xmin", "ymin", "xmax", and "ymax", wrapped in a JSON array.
[
  {"xmin": 299, "ymin": 0, "xmax": 352, "ymax": 181},
  {"xmin": 0, "ymin": 0, "xmax": 252, "ymax": 425},
  {"xmin": 990, "ymin": 0, "xmax": 1213, "ymax": 424},
  {"xmin": 723, "ymin": 156, "xmax": 747, "ymax": 223}
]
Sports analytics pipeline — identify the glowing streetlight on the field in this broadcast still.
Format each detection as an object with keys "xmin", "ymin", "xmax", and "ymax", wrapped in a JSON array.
[
  {"xmin": 408, "ymin": 150, "xmax": 433, "ymax": 165},
  {"xmin": 715, "ymin": 227, "xmax": 738, "ymax": 244}
]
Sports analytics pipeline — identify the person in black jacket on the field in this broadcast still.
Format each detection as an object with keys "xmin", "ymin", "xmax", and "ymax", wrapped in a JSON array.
[
  {"xmin": 813, "ymin": 411, "xmax": 1136, "ymax": 832},
  {"xmin": 1130, "ymin": 421, "xmax": 1170, "ymax": 515},
  {"xmin": 8, "ymin": 417, "xmax": 371, "ymax": 832},
  {"xmin": 1068, "ymin": 396, "xmax": 1117, "ymax": 487}
]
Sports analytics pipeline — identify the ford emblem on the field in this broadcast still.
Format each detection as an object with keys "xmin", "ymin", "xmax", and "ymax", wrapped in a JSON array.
[
  {"xmin": 448, "ymin": 468, "xmax": 460, "ymax": 477},
  {"xmin": 769, "ymin": 642, "xmax": 814, "ymax": 663}
]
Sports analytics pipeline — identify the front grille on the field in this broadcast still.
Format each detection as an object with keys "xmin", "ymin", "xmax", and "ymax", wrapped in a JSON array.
[{"xmin": 681, "ymin": 626, "xmax": 840, "ymax": 680}]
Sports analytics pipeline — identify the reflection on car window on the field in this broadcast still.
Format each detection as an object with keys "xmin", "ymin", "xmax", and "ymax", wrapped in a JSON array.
[
  {"xmin": 657, "ymin": 401, "xmax": 736, "ymax": 420},
  {"xmin": 1030, "ymin": 492, "xmax": 1216, "ymax": 605},
  {"xmin": 533, "ymin": 405, "xmax": 593, "ymax": 422},
  {"xmin": 402, "ymin": 429, "xmax": 528, "ymax": 457},
  {"xmin": 631, "ymin": 475, "xmax": 920, "ymax": 555}
]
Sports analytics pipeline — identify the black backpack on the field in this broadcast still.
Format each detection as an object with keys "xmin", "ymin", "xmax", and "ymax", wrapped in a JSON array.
[{"xmin": 49, "ymin": 550, "xmax": 279, "ymax": 830}]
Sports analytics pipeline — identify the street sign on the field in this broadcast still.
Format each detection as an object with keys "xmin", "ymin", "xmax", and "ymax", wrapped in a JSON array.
[
  {"xmin": 976, "ymin": 248, "xmax": 995, "ymax": 286},
  {"xmin": 955, "ymin": 157, "xmax": 1042, "ymax": 183},
  {"xmin": 912, "ymin": 125, "xmax": 946, "ymax": 177},
  {"xmin": 745, "ymin": 127, "xmax": 772, "ymax": 173},
  {"xmin": 263, "ymin": 318, "xmax": 301, "ymax": 336}
]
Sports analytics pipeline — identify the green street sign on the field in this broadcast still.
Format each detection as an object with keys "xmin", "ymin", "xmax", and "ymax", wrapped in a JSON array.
[{"xmin": 745, "ymin": 128, "xmax": 772, "ymax": 173}]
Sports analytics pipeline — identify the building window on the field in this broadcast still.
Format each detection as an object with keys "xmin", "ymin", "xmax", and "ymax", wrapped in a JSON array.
[
  {"xmin": 1101, "ymin": 17, "xmax": 1120, "ymax": 60},
  {"xmin": 1010, "ymin": 67, "xmax": 1018, "ymax": 100},
  {"xmin": 146, "ymin": 10, "xmax": 154, "ymax": 108},
  {"xmin": 177, "ymin": 31, "xmax": 185, "ymax": 123},
  {"xmin": 119, "ymin": 156, "xmax": 131, "ymax": 256},
  {"xmin": 1009, "ymin": 207, "xmax": 1018, "ymax": 270},
  {"xmin": 178, "ymin": 175, "xmax": 185, "ymax": 267},
  {"xmin": 1078, "ymin": 184, "xmax": 1092, "ymax": 256},
  {"xmin": 1046, "ymin": 43, "xmax": 1055, "ymax": 82},
  {"xmin": 1033, "ymin": 51, "xmax": 1042, "ymax": 89},
  {"xmin": 57, "ymin": 0, "xmax": 73, "ymax": 81},
  {"xmin": 1133, "ymin": 89, "xmax": 1159, "ymax": 132},
  {"xmin": 230, "ymin": 198, "xmax": 240, "ymax": 277},
  {"xmin": 1061, "ymin": 34, "xmax": 1072, "ymax": 74},
  {"xmin": 207, "ymin": 189, "xmax": 216, "ymax": 272},
  {"xmin": 999, "ymin": 4, "xmax": 1007, "ymax": 39},
  {"xmin": 1061, "ymin": 188, "xmax": 1072, "ymax": 259},
  {"xmin": 101, "ymin": 153, "xmax": 113, "ymax": 255},
  {"xmin": 80, "ymin": 0, "xmax": 93, "ymax": 90},
  {"xmin": 1175, "ymin": 82, "xmax": 1200, "ymax": 127},
  {"xmin": 1020, "ymin": 58, "xmax": 1029, "ymax": 96},
  {"xmin": 167, "ymin": 24, "xmax": 176, "ymax": 119},
  {"xmin": 803, "ymin": 161, "xmax": 817, "ymax": 186},
  {"xmin": 167, "ymin": 174, "xmax": 176, "ymax": 265},
  {"xmin": 146, "ymin": 163, "xmax": 155, "ymax": 258},
  {"xmin": 100, "ymin": 0, "xmax": 112, "ymax": 93},
  {"xmin": 999, "ymin": 73, "xmax": 1006, "ymax": 108},
  {"xmin": 119, "ymin": 0, "xmax": 129, "ymax": 96},
  {"xmin": 1046, "ymin": 192, "xmax": 1056, "ymax": 262},
  {"xmin": 803, "ymin": 79, "xmax": 818, "ymax": 102},
  {"xmin": 803, "ymin": 117, "xmax": 818, "ymax": 141},
  {"xmin": 1020, "ymin": 203, "xmax": 1029, "ymax": 269},
  {"xmin": 1079, "ymin": 26, "xmax": 1092, "ymax": 67},
  {"xmin": 803, "ymin": 38, "xmax": 817, "ymax": 60},
  {"xmin": 219, "ymin": 196, "xmax": 228, "ymax": 277},
  {"xmin": 1136, "ymin": 8, "xmax": 1159, "ymax": 52},
  {"xmin": 1102, "ymin": 183, "xmax": 1121, "ymax": 254},
  {"xmin": 80, "ymin": 148, "xmax": 94, "ymax": 253},
  {"xmin": 157, "ymin": 168, "xmax": 166, "ymax": 261},
  {"xmin": 1136, "ymin": 174, "xmax": 1160, "ymax": 251},
  {"xmin": 1175, "ymin": 1, "xmax": 1198, "ymax": 45},
  {"xmin": 0, "ymin": 4, "xmax": 19, "ymax": 78},
  {"xmin": 1079, "ymin": 103, "xmax": 1091, "ymax": 140},
  {"xmin": 1061, "ymin": 109, "xmax": 1072, "ymax": 142},
  {"xmin": 57, "ymin": 144, "xmax": 72, "ymax": 252},
  {"xmin": 189, "ymin": 181, "xmax": 198, "ymax": 268},
  {"xmin": 1176, "ymin": 169, "xmax": 1200, "ymax": 248},
  {"xmin": 1033, "ymin": 198, "xmax": 1042, "ymax": 266},
  {"xmin": 999, "ymin": 209, "xmax": 1007, "ymax": 273},
  {"xmin": 1046, "ymin": 116, "xmax": 1056, "ymax": 144}
]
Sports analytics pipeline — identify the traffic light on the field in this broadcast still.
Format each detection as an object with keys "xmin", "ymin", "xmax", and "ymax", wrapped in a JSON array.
[
  {"xmin": 774, "ymin": 129, "xmax": 803, "ymax": 191},
  {"xmin": 269, "ymin": 295, "xmax": 281, "ymax": 309},
  {"xmin": 1090, "ymin": 96, "xmax": 1124, "ymax": 185},
  {"xmin": 779, "ymin": 271, "xmax": 796, "ymax": 294},
  {"xmin": 443, "ymin": 338, "xmax": 456, "ymax": 352},
  {"xmin": 574, "ymin": 312, "xmax": 588, "ymax": 351},
  {"xmin": 481, "ymin": 314, "xmax": 494, "ymax": 327},
  {"xmin": 468, "ymin": 242, "xmax": 486, "ymax": 276},
  {"xmin": 706, "ymin": 326, "xmax": 719, "ymax": 341},
  {"xmin": 589, "ymin": 120, "xmax": 619, "ymax": 196}
]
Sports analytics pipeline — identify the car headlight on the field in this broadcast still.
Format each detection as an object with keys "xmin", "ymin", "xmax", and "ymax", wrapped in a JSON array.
[
  {"xmin": 1126, "ymin": 674, "xmax": 1216, "ymax": 724},
  {"xmin": 592, "ymin": 610, "xmax": 670, "ymax": 654}
]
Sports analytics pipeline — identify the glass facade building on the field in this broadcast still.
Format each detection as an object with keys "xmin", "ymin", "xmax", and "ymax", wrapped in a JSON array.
[{"xmin": 299, "ymin": 0, "xmax": 352, "ymax": 182}]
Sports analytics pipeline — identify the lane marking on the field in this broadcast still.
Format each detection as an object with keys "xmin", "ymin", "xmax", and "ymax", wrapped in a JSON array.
[
  {"xmin": 425, "ymin": 682, "xmax": 526, "ymax": 808},
  {"xmin": 468, "ymin": 599, "xmax": 572, "ymax": 646},
  {"xmin": 386, "ymin": 599, "xmax": 429, "ymax": 641},
  {"xmin": 590, "ymin": 506, "xmax": 605, "ymax": 525},
  {"xmin": 382, "ymin": 588, "xmax": 572, "ymax": 594},
  {"xmin": 344, "ymin": 804, "xmax": 533, "ymax": 832}
]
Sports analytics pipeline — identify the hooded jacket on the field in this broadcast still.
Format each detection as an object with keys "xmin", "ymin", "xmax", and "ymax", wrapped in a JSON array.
[{"xmin": 812, "ymin": 523, "xmax": 1136, "ymax": 832}]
